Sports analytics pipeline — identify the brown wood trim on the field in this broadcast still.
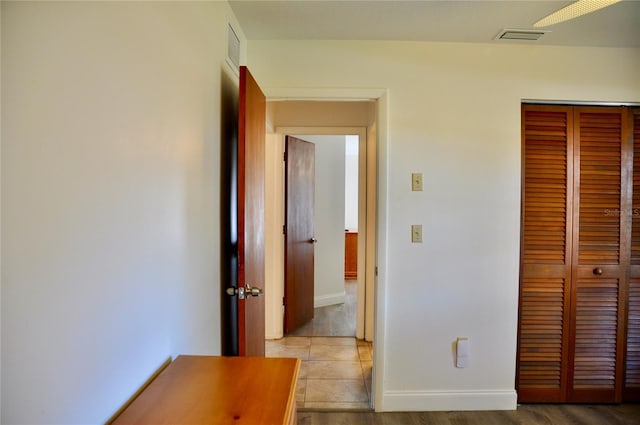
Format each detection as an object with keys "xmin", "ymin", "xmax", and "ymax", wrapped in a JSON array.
[
  {"xmin": 283, "ymin": 359, "xmax": 301, "ymax": 425},
  {"xmin": 345, "ymin": 232, "xmax": 358, "ymax": 280},
  {"xmin": 105, "ymin": 356, "xmax": 172, "ymax": 425}
]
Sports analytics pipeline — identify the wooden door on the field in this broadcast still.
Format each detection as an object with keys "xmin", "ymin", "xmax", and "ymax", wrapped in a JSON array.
[
  {"xmin": 221, "ymin": 66, "xmax": 266, "ymax": 356},
  {"xmin": 567, "ymin": 107, "xmax": 629, "ymax": 402},
  {"xmin": 625, "ymin": 108, "xmax": 640, "ymax": 401},
  {"xmin": 284, "ymin": 136, "xmax": 316, "ymax": 333},
  {"xmin": 517, "ymin": 105, "xmax": 573, "ymax": 402},
  {"xmin": 518, "ymin": 105, "xmax": 634, "ymax": 403}
]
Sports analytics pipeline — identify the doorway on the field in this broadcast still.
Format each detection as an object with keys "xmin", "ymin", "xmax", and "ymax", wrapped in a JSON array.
[
  {"xmin": 286, "ymin": 134, "xmax": 358, "ymax": 338},
  {"xmin": 264, "ymin": 119, "xmax": 376, "ymax": 409}
]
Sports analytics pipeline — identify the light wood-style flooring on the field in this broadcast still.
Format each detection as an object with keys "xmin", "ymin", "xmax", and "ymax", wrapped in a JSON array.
[
  {"xmin": 287, "ymin": 280, "xmax": 357, "ymax": 337},
  {"xmin": 297, "ymin": 404, "xmax": 640, "ymax": 424}
]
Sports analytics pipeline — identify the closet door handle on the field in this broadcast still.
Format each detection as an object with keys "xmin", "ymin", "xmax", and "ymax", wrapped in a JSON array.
[{"xmin": 593, "ymin": 267, "xmax": 603, "ymax": 276}]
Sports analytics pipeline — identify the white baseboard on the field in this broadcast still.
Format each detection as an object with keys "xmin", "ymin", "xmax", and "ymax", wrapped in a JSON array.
[
  {"xmin": 265, "ymin": 331, "xmax": 283, "ymax": 340},
  {"xmin": 381, "ymin": 389, "xmax": 517, "ymax": 411},
  {"xmin": 314, "ymin": 291, "xmax": 346, "ymax": 308}
]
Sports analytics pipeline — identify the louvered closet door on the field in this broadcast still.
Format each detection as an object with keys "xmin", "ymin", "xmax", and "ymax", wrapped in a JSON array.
[
  {"xmin": 568, "ymin": 107, "xmax": 630, "ymax": 403},
  {"xmin": 626, "ymin": 108, "xmax": 640, "ymax": 401},
  {"xmin": 517, "ymin": 105, "xmax": 573, "ymax": 402}
]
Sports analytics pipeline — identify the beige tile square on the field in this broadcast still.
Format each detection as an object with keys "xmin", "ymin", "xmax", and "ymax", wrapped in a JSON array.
[
  {"xmin": 265, "ymin": 342, "xmax": 309, "ymax": 360},
  {"xmin": 305, "ymin": 361, "xmax": 363, "ymax": 379},
  {"xmin": 311, "ymin": 337, "xmax": 356, "ymax": 346},
  {"xmin": 305, "ymin": 379, "xmax": 368, "ymax": 402},
  {"xmin": 303, "ymin": 401, "xmax": 371, "ymax": 409},
  {"xmin": 296, "ymin": 378, "xmax": 307, "ymax": 403},
  {"xmin": 358, "ymin": 344, "xmax": 372, "ymax": 361},
  {"xmin": 298, "ymin": 360, "xmax": 309, "ymax": 378},
  {"xmin": 361, "ymin": 361, "xmax": 373, "ymax": 381},
  {"xmin": 279, "ymin": 337, "xmax": 312, "ymax": 346},
  {"xmin": 309, "ymin": 344, "xmax": 359, "ymax": 361}
]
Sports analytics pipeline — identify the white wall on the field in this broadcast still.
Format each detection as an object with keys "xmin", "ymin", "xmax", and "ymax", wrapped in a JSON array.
[
  {"xmin": 1, "ymin": 2, "xmax": 243, "ymax": 423},
  {"xmin": 248, "ymin": 40, "xmax": 640, "ymax": 411},
  {"xmin": 299, "ymin": 135, "xmax": 346, "ymax": 307},
  {"xmin": 345, "ymin": 135, "xmax": 359, "ymax": 231}
]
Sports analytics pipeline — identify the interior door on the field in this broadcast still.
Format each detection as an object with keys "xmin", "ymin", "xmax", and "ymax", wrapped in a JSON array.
[
  {"xmin": 627, "ymin": 108, "xmax": 640, "ymax": 401},
  {"xmin": 568, "ymin": 107, "xmax": 629, "ymax": 403},
  {"xmin": 517, "ymin": 105, "xmax": 573, "ymax": 402},
  {"xmin": 284, "ymin": 136, "xmax": 316, "ymax": 333},
  {"xmin": 222, "ymin": 66, "xmax": 266, "ymax": 356}
]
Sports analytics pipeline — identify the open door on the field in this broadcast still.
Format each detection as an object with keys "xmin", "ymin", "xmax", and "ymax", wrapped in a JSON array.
[
  {"xmin": 284, "ymin": 136, "xmax": 316, "ymax": 333},
  {"xmin": 222, "ymin": 66, "xmax": 266, "ymax": 356}
]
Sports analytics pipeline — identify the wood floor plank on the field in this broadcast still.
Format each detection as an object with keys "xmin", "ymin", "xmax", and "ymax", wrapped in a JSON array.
[{"xmin": 298, "ymin": 404, "xmax": 640, "ymax": 425}]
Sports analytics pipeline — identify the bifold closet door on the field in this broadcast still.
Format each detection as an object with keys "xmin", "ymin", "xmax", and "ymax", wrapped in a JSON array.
[
  {"xmin": 568, "ymin": 107, "xmax": 630, "ymax": 403},
  {"xmin": 518, "ymin": 105, "xmax": 573, "ymax": 402},
  {"xmin": 627, "ymin": 108, "xmax": 640, "ymax": 401},
  {"xmin": 518, "ymin": 105, "xmax": 633, "ymax": 403}
]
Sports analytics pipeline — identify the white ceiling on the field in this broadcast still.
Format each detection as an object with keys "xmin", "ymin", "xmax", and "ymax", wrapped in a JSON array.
[{"xmin": 229, "ymin": 0, "xmax": 640, "ymax": 48}]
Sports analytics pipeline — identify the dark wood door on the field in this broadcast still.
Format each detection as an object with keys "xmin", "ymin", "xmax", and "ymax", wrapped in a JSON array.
[
  {"xmin": 518, "ymin": 105, "xmax": 635, "ymax": 403},
  {"xmin": 518, "ymin": 105, "xmax": 573, "ymax": 402},
  {"xmin": 567, "ymin": 107, "xmax": 629, "ymax": 402},
  {"xmin": 221, "ymin": 66, "xmax": 266, "ymax": 356},
  {"xmin": 284, "ymin": 136, "xmax": 316, "ymax": 333},
  {"xmin": 625, "ymin": 108, "xmax": 640, "ymax": 401},
  {"xmin": 238, "ymin": 66, "xmax": 266, "ymax": 356}
]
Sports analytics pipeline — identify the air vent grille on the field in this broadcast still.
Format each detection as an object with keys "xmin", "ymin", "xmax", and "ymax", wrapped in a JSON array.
[
  {"xmin": 227, "ymin": 23, "xmax": 240, "ymax": 73},
  {"xmin": 495, "ymin": 29, "xmax": 550, "ymax": 41}
]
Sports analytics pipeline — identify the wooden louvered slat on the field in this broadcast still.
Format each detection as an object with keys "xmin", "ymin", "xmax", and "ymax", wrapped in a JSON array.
[
  {"xmin": 625, "ymin": 279, "xmax": 640, "ymax": 396},
  {"xmin": 577, "ymin": 112, "xmax": 622, "ymax": 266},
  {"xmin": 518, "ymin": 106, "xmax": 572, "ymax": 402},
  {"xmin": 572, "ymin": 279, "xmax": 619, "ymax": 390},
  {"xmin": 522, "ymin": 109, "xmax": 569, "ymax": 265},
  {"xmin": 518, "ymin": 278, "xmax": 565, "ymax": 392}
]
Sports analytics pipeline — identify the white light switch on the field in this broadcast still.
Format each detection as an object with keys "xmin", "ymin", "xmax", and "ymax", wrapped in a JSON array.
[
  {"xmin": 412, "ymin": 173, "xmax": 423, "ymax": 191},
  {"xmin": 411, "ymin": 225, "xmax": 422, "ymax": 243}
]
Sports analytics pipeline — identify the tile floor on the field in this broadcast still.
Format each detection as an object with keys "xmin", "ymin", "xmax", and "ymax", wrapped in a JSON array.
[{"xmin": 265, "ymin": 336, "xmax": 372, "ymax": 409}]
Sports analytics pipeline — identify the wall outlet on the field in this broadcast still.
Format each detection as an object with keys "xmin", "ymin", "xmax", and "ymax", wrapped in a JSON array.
[{"xmin": 456, "ymin": 337, "xmax": 470, "ymax": 368}]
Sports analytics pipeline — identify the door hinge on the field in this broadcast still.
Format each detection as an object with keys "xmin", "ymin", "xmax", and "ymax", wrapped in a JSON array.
[
  {"xmin": 375, "ymin": 266, "xmax": 378, "ymax": 277},
  {"xmin": 282, "ymin": 296, "xmax": 286, "ymax": 306},
  {"xmin": 283, "ymin": 151, "xmax": 287, "ymax": 162},
  {"xmin": 283, "ymin": 225, "xmax": 286, "ymax": 235}
]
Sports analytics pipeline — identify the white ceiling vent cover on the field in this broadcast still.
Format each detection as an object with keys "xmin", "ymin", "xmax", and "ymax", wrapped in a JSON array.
[
  {"xmin": 227, "ymin": 23, "xmax": 241, "ymax": 74},
  {"xmin": 495, "ymin": 29, "xmax": 550, "ymax": 41}
]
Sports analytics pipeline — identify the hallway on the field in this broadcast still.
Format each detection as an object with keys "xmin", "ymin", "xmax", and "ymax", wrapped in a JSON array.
[
  {"xmin": 266, "ymin": 336, "xmax": 372, "ymax": 409},
  {"xmin": 266, "ymin": 280, "xmax": 372, "ymax": 408}
]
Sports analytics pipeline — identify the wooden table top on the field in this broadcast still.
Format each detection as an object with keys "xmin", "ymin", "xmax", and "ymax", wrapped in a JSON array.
[{"xmin": 112, "ymin": 355, "xmax": 300, "ymax": 425}]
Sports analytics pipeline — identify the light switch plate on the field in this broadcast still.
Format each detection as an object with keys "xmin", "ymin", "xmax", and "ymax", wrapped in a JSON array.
[
  {"xmin": 412, "ymin": 173, "xmax": 423, "ymax": 191},
  {"xmin": 411, "ymin": 224, "xmax": 422, "ymax": 243}
]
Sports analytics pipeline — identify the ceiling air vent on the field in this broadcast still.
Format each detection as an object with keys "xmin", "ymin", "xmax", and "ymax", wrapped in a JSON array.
[
  {"xmin": 495, "ymin": 29, "xmax": 550, "ymax": 41},
  {"xmin": 227, "ymin": 23, "xmax": 241, "ymax": 74}
]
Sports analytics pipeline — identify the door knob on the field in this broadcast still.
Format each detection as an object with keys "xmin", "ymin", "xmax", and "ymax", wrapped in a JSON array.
[
  {"xmin": 593, "ymin": 267, "xmax": 603, "ymax": 276},
  {"xmin": 309, "ymin": 238, "xmax": 318, "ymax": 243},
  {"xmin": 226, "ymin": 285, "xmax": 263, "ymax": 300},
  {"xmin": 245, "ymin": 284, "xmax": 263, "ymax": 297}
]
